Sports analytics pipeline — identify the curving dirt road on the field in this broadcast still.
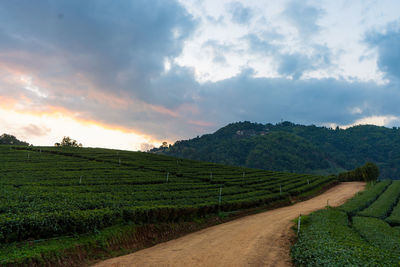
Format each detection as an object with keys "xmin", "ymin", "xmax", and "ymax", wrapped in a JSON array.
[{"xmin": 93, "ymin": 182, "xmax": 365, "ymax": 267}]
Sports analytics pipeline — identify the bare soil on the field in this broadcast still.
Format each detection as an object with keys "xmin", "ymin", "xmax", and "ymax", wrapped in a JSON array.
[{"xmin": 92, "ymin": 182, "xmax": 365, "ymax": 267}]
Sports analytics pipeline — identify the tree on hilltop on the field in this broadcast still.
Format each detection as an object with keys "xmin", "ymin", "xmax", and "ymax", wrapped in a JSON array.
[
  {"xmin": 55, "ymin": 136, "xmax": 82, "ymax": 147},
  {"xmin": 0, "ymin": 134, "xmax": 29, "ymax": 146}
]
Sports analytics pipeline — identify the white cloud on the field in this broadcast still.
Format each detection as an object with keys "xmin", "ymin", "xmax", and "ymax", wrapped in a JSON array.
[
  {"xmin": 20, "ymin": 76, "xmax": 48, "ymax": 98},
  {"xmin": 176, "ymin": 0, "xmax": 400, "ymax": 84},
  {"xmin": 339, "ymin": 115, "xmax": 400, "ymax": 129}
]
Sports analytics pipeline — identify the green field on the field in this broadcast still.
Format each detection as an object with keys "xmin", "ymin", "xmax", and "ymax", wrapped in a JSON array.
[
  {"xmin": 292, "ymin": 180, "xmax": 400, "ymax": 266},
  {"xmin": 0, "ymin": 145, "xmax": 336, "ymax": 265}
]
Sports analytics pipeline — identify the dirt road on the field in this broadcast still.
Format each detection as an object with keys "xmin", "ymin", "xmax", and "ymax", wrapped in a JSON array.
[{"xmin": 93, "ymin": 182, "xmax": 365, "ymax": 267}]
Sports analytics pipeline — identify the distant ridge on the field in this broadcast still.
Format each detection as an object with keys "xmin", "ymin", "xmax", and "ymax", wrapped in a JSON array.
[
  {"xmin": 0, "ymin": 133, "xmax": 29, "ymax": 146},
  {"xmin": 151, "ymin": 121, "xmax": 400, "ymax": 179}
]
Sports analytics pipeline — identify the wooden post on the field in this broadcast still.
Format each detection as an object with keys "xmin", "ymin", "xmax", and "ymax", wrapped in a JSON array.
[
  {"xmin": 218, "ymin": 186, "xmax": 222, "ymax": 206},
  {"xmin": 297, "ymin": 215, "xmax": 301, "ymax": 235}
]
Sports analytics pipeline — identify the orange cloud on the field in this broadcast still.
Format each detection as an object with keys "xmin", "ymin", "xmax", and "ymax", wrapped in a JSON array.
[
  {"xmin": 0, "ymin": 96, "xmax": 18, "ymax": 109},
  {"xmin": 148, "ymin": 103, "xmax": 179, "ymax": 117},
  {"xmin": 0, "ymin": 98, "xmax": 164, "ymax": 145},
  {"xmin": 0, "ymin": 63, "xmax": 179, "ymax": 146}
]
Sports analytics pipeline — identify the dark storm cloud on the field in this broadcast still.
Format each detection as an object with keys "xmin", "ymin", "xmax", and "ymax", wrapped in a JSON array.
[
  {"xmin": 365, "ymin": 21, "xmax": 400, "ymax": 82},
  {"xmin": 197, "ymin": 70, "xmax": 400, "ymax": 129},
  {"xmin": 1, "ymin": 1, "xmax": 400, "ymax": 142},
  {"xmin": 0, "ymin": 0, "xmax": 197, "ymax": 104}
]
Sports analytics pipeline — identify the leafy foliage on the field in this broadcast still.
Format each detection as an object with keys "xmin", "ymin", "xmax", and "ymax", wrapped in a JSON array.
[
  {"xmin": 0, "ymin": 134, "xmax": 29, "ymax": 146},
  {"xmin": 358, "ymin": 181, "xmax": 400, "ymax": 219},
  {"xmin": 293, "ymin": 181, "xmax": 400, "ymax": 266},
  {"xmin": 339, "ymin": 180, "xmax": 390, "ymax": 216},
  {"xmin": 54, "ymin": 136, "xmax": 82, "ymax": 147},
  {"xmin": 386, "ymin": 197, "xmax": 400, "ymax": 226},
  {"xmin": 152, "ymin": 121, "xmax": 400, "ymax": 178},
  {"xmin": 338, "ymin": 162, "xmax": 380, "ymax": 182},
  {"xmin": 352, "ymin": 216, "xmax": 400, "ymax": 252},
  {"xmin": 0, "ymin": 145, "xmax": 335, "ymax": 244},
  {"xmin": 291, "ymin": 208, "xmax": 399, "ymax": 266}
]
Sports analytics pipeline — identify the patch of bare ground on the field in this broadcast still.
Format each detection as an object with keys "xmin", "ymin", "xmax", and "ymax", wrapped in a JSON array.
[{"xmin": 93, "ymin": 182, "xmax": 365, "ymax": 267}]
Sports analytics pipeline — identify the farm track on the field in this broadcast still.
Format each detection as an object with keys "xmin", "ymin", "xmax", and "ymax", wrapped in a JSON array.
[{"xmin": 92, "ymin": 182, "xmax": 365, "ymax": 267}]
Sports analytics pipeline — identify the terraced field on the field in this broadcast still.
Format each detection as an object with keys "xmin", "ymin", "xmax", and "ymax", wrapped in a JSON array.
[
  {"xmin": 292, "ymin": 180, "xmax": 400, "ymax": 266},
  {"xmin": 0, "ymin": 145, "xmax": 337, "ymax": 265}
]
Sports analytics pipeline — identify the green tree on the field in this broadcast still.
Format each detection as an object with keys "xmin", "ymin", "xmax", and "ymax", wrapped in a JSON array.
[
  {"xmin": 362, "ymin": 162, "xmax": 380, "ymax": 182},
  {"xmin": 338, "ymin": 162, "xmax": 379, "ymax": 182},
  {"xmin": 0, "ymin": 134, "xmax": 29, "ymax": 146},
  {"xmin": 55, "ymin": 136, "xmax": 82, "ymax": 147}
]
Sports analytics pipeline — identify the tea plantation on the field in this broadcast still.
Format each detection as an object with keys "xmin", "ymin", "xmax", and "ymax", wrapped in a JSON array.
[
  {"xmin": 0, "ymin": 145, "xmax": 337, "ymax": 264},
  {"xmin": 292, "ymin": 180, "xmax": 400, "ymax": 266}
]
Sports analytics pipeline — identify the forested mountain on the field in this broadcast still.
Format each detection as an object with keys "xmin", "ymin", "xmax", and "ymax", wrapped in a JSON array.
[
  {"xmin": 151, "ymin": 121, "xmax": 400, "ymax": 179},
  {"xmin": 0, "ymin": 133, "xmax": 29, "ymax": 146}
]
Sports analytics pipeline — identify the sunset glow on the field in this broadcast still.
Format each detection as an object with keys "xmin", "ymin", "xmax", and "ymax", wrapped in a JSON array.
[
  {"xmin": 0, "ymin": 0, "xmax": 399, "ymax": 149},
  {"xmin": 0, "ymin": 102, "xmax": 162, "ymax": 151}
]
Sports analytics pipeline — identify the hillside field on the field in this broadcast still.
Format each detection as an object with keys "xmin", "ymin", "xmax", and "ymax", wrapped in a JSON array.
[
  {"xmin": 0, "ymin": 145, "xmax": 337, "ymax": 265},
  {"xmin": 292, "ymin": 180, "xmax": 400, "ymax": 266}
]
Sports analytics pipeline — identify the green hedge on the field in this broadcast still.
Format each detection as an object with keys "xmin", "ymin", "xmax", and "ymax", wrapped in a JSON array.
[
  {"xmin": 0, "ymin": 146, "xmax": 334, "ymax": 244},
  {"xmin": 291, "ymin": 208, "xmax": 399, "ymax": 266},
  {"xmin": 0, "ymin": 192, "xmax": 290, "ymax": 243},
  {"xmin": 352, "ymin": 216, "xmax": 400, "ymax": 252},
  {"xmin": 358, "ymin": 181, "xmax": 400, "ymax": 219},
  {"xmin": 386, "ymin": 198, "xmax": 400, "ymax": 226},
  {"xmin": 339, "ymin": 180, "xmax": 391, "ymax": 216}
]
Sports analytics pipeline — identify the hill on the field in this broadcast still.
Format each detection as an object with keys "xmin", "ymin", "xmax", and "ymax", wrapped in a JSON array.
[
  {"xmin": 0, "ymin": 133, "xmax": 29, "ymax": 145},
  {"xmin": 152, "ymin": 121, "xmax": 400, "ymax": 178},
  {"xmin": 0, "ymin": 145, "xmax": 336, "ymax": 265}
]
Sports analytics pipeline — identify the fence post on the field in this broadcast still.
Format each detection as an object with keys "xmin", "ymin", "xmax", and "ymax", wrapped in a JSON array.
[
  {"xmin": 218, "ymin": 186, "xmax": 222, "ymax": 206},
  {"xmin": 297, "ymin": 214, "xmax": 301, "ymax": 235}
]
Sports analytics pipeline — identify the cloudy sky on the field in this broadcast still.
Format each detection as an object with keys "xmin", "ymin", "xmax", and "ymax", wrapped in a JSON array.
[{"xmin": 1, "ymin": 0, "xmax": 400, "ymax": 150}]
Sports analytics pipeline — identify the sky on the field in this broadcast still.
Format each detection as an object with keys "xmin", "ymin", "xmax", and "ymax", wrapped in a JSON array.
[{"xmin": 0, "ymin": 0, "xmax": 400, "ymax": 150}]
